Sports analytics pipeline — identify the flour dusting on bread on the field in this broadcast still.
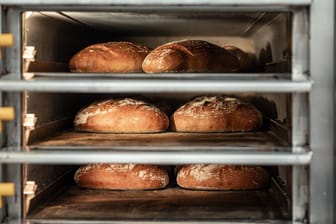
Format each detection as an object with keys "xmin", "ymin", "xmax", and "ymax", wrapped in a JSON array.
[{"xmin": 74, "ymin": 98, "xmax": 166, "ymax": 126}]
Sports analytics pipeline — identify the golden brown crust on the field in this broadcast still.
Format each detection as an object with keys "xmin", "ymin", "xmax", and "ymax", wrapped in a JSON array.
[
  {"xmin": 142, "ymin": 40, "xmax": 239, "ymax": 73},
  {"xmin": 69, "ymin": 42, "xmax": 151, "ymax": 73},
  {"xmin": 74, "ymin": 164, "xmax": 169, "ymax": 190},
  {"xmin": 74, "ymin": 98, "xmax": 169, "ymax": 133},
  {"xmin": 177, "ymin": 164, "xmax": 269, "ymax": 190},
  {"xmin": 171, "ymin": 96, "xmax": 263, "ymax": 132}
]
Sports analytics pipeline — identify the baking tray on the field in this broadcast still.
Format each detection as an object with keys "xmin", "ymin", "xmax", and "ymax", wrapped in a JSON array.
[
  {"xmin": 26, "ymin": 179, "xmax": 290, "ymax": 222},
  {"xmin": 29, "ymin": 130, "xmax": 288, "ymax": 151}
]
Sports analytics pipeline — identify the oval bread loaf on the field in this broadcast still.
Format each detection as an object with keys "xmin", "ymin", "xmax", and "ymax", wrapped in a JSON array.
[
  {"xmin": 171, "ymin": 96, "xmax": 263, "ymax": 132},
  {"xmin": 74, "ymin": 164, "xmax": 169, "ymax": 190},
  {"xmin": 142, "ymin": 40, "xmax": 239, "ymax": 73},
  {"xmin": 177, "ymin": 164, "xmax": 269, "ymax": 190},
  {"xmin": 74, "ymin": 98, "xmax": 169, "ymax": 133},
  {"xmin": 223, "ymin": 45, "xmax": 253, "ymax": 72},
  {"xmin": 69, "ymin": 42, "xmax": 151, "ymax": 73}
]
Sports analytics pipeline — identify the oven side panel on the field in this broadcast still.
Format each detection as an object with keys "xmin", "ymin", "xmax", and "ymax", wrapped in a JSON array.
[{"xmin": 310, "ymin": 0, "xmax": 335, "ymax": 223}]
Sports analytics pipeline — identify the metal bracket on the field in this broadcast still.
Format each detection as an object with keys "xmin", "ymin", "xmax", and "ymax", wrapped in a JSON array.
[
  {"xmin": 23, "ymin": 114, "xmax": 37, "ymax": 147},
  {"xmin": 23, "ymin": 181, "xmax": 37, "ymax": 215},
  {"xmin": 23, "ymin": 114, "xmax": 37, "ymax": 131},
  {"xmin": 23, "ymin": 46, "xmax": 36, "ymax": 73}
]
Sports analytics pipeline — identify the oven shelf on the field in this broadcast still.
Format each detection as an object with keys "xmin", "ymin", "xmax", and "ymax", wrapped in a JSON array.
[
  {"xmin": 0, "ymin": 130, "xmax": 304, "ymax": 165},
  {"xmin": 1, "ymin": 130, "xmax": 311, "ymax": 165},
  {"xmin": 2, "ymin": 0, "xmax": 311, "ymax": 6},
  {"xmin": 30, "ymin": 130, "xmax": 288, "ymax": 149},
  {"xmin": 0, "ymin": 149, "xmax": 312, "ymax": 165},
  {"xmin": 27, "ymin": 182, "xmax": 290, "ymax": 223},
  {"xmin": 27, "ymin": 72, "xmax": 292, "ymax": 79},
  {"xmin": 0, "ymin": 76, "xmax": 312, "ymax": 93}
]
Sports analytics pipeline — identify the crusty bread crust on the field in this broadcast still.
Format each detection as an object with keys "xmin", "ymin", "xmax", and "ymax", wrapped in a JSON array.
[
  {"xmin": 223, "ymin": 45, "xmax": 253, "ymax": 72},
  {"xmin": 142, "ymin": 40, "xmax": 239, "ymax": 73},
  {"xmin": 69, "ymin": 42, "xmax": 151, "ymax": 73},
  {"xmin": 171, "ymin": 96, "xmax": 263, "ymax": 132},
  {"xmin": 74, "ymin": 164, "xmax": 169, "ymax": 190},
  {"xmin": 74, "ymin": 98, "xmax": 169, "ymax": 133},
  {"xmin": 177, "ymin": 164, "xmax": 269, "ymax": 190}
]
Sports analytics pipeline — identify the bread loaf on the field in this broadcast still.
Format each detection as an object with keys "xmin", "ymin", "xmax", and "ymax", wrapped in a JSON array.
[
  {"xmin": 171, "ymin": 96, "xmax": 263, "ymax": 132},
  {"xmin": 74, "ymin": 98, "xmax": 169, "ymax": 133},
  {"xmin": 177, "ymin": 164, "xmax": 269, "ymax": 190},
  {"xmin": 74, "ymin": 164, "xmax": 169, "ymax": 190},
  {"xmin": 69, "ymin": 42, "xmax": 151, "ymax": 73},
  {"xmin": 142, "ymin": 40, "xmax": 239, "ymax": 73},
  {"xmin": 224, "ymin": 45, "xmax": 253, "ymax": 72}
]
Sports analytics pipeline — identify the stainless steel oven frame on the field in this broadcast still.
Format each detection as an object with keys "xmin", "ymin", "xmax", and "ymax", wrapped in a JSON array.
[{"xmin": 0, "ymin": 0, "xmax": 334, "ymax": 223}]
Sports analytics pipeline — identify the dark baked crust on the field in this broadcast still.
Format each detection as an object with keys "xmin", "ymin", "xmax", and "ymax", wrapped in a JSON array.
[
  {"xmin": 142, "ymin": 40, "xmax": 239, "ymax": 73},
  {"xmin": 69, "ymin": 42, "xmax": 151, "ymax": 73},
  {"xmin": 223, "ymin": 45, "xmax": 253, "ymax": 72}
]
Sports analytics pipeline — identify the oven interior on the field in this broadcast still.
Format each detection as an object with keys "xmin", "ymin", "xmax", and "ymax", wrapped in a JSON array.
[{"xmin": 20, "ymin": 10, "xmax": 298, "ymax": 222}]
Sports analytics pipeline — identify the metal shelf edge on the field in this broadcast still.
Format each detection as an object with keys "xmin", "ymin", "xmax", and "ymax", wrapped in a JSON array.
[
  {"xmin": 0, "ymin": 148, "xmax": 312, "ymax": 165},
  {"xmin": 1, "ymin": 0, "xmax": 311, "ymax": 6},
  {"xmin": 24, "ymin": 219, "xmax": 294, "ymax": 224},
  {"xmin": 0, "ymin": 79, "xmax": 313, "ymax": 93}
]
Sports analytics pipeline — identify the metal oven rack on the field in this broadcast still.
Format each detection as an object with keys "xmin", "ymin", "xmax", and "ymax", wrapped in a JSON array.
[{"xmin": 0, "ymin": 0, "xmax": 334, "ymax": 223}]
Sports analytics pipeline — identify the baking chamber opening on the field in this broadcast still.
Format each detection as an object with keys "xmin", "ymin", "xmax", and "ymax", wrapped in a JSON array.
[
  {"xmin": 24, "ymin": 163, "xmax": 294, "ymax": 222},
  {"xmin": 19, "ymin": 9, "xmax": 299, "ymax": 224},
  {"xmin": 24, "ymin": 92, "xmax": 291, "ymax": 149},
  {"xmin": 22, "ymin": 11, "xmax": 292, "ymax": 75}
]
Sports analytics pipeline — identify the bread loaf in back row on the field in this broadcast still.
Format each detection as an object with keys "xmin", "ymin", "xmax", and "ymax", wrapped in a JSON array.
[
  {"xmin": 74, "ymin": 164, "xmax": 169, "ymax": 190},
  {"xmin": 142, "ymin": 40, "xmax": 240, "ymax": 73},
  {"xmin": 224, "ymin": 45, "xmax": 253, "ymax": 72},
  {"xmin": 69, "ymin": 42, "xmax": 151, "ymax": 73},
  {"xmin": 74, "ymin": 98, "xmax": 169, "ymax": 133},
  {"xmin": 171, "ymin": 96, "xmax": 263, "ymax": 132}
]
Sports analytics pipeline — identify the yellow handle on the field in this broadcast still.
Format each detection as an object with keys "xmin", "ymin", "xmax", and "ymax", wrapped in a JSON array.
[
  {"xmin": 0, "ymin": 33, "xmax": 14, "ymax": 59},
  {"xmin": 0, "ymin": 107, "xmax": 15, "ymax": 132},
  {"xmin": 0, "ymin": 34, "xmax": 14, "ymax": 47},
  {"xmin": 0, "ymin": 183, "xmax": 15, "ymax": 208},
  {"xmin": 0, "ymin": 107, "xmax": 15, "ymax": 121},
  {"xmin": 0, "ymin": 183, "xmax": 15, "ymax": 196}
]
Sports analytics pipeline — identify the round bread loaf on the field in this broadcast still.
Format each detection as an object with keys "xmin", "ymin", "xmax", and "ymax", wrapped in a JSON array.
[
  {"xmin": 177, "ymin": 164, "xmax": 269, "ymax": 190},
  {"xmin": 142, "ymin": 39, "xmax": 239, "ymax": 73},
  {"xmin": 171, "ymin": 96, "xmax": 263, "ymax": 132},
  {"xmin": 74, "ymin": 164, "xmax": 169, "ymax": 190},
  {"xmin": 69, "ymin": 42, "xmax": 151, "ymax": 73},
  {"xmin": 74, "ymin": 98, "xmax": 169, "ymax": 133},
  {"xmin": 223, "ymin": 45, "xmax": 253, "ymax": 72}
]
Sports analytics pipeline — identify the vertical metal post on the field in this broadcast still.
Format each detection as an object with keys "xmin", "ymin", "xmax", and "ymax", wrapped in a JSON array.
[
  {"xmin": 291, "ymin": 8, "xmax": 309, "ymax": 223},
  {"xmin": 310, "ymin": 0, "xmax": 334, "ymax": 223},
  {"xmin": 0, "ymin": 5, "xmax": 3, "ymax": 150},
  {"xmin": 2, "ymin": 8, "xmax": 22, "ymax": 222},
  {"xmin": 0, "ymin": 6, "xmax": 4, "ymax": 222}
]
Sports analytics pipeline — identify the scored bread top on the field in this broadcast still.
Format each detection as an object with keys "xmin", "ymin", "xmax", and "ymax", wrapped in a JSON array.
[
  {"xmin": 74, "ymin": 164, "xmax": 169, "ymax": 190},
  {"xmin": 153, "ymin": 39, "xmax": 221, "ymax": 54},
  {"xmin": 171, "ymin": 96, "xmax": 263, "ymax": 132},
  {"xmin": 177, "ymin": 164, "xmax": 269, "ymax": 190},
  {"xmin": 74, "ymin": 98, "xmax": 160, "ymax": 125},
  {"xmin": 142, "ymin": 39, "xmax": 239, "ymax": 73},
  {"xmin": 74, "ymin": 98, "xmax": 169, "ymax": 133},
  {"xmin": 174, "ymin": 96, "xmax": 241, "ymax": 117},
  {"xmin": 69, "ymin": 41, "xmax": 151, "ymax": 73}
]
